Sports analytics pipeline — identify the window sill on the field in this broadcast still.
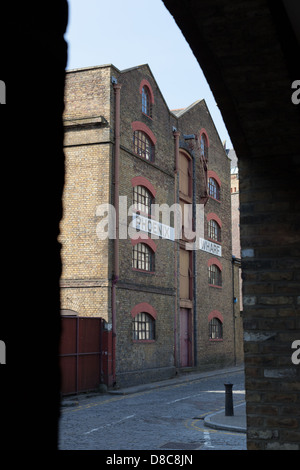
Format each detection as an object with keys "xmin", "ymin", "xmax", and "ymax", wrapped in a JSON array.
[
  {"xmin": 122, "ymin": 145, "xmax": 170, "ymax": 174},
  {"xmin": 133, "ymin": 340, "xmax": 155, "ymax": 344},
  {"xmin": 209, "ymin": 283, "xmax": 222, "ymax": 289},
  {"xmin": 132, "ymin": 210, "xmax": 156, "ymax": 220},
  {"xmin": 209, "ymin": 338, "xmax": 223, "ymax": 342},
  {"xmin": 142, "ymin": 112, "xmax": 153, "ymax": 121},
  {"xmin": 133, "ymin": 151, "xmax": 155, "ymax": 164},
  {"xmin": 207, "ymin": 237, "xmax": 222, "ymax": 245},
  {"xmin": 208, "ymin": 195, "xmax": 221, "ymax": 203},
  {"xmin": 132, "ymin": 268, "xmax": 155, "ymax": 275}
]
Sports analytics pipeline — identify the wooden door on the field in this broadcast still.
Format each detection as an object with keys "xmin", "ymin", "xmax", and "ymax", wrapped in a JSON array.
[{"xmin": 180, "ymin": 308, "xmax": 191, "ymax": 367}]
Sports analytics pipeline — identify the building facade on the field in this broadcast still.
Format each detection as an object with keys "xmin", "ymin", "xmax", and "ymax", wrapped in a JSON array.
[
  {"xmin": 60, "ymin": 64, "xmax": 241, "ymax": 388},
  {"xmin": 228, "ymin": 148, "xmax": 244, "ymax": 363}
]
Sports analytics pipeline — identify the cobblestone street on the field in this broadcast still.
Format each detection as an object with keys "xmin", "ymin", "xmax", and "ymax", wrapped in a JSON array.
[{"xmin": 59, "ymin": 367, "xmax": 246, "ymax": 451}]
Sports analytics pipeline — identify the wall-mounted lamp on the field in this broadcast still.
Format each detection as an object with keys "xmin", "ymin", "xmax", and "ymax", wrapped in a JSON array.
[{"xmin": 183, "ymin": 134, "xmax": 195, "ymax": 140}]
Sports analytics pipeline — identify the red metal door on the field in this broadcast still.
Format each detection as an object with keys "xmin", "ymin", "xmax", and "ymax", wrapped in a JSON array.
[{"xmin": 59, "ymin": 316, "xmax": 104, "ymax": 395}]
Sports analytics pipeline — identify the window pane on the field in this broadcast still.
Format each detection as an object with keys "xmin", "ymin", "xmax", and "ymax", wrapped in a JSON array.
[
  {"xmin": 209, "ymin": 264, "xmax": 222, "ymax": 286},
  {"xmin": 209, "ymin": 318, "xmax": 223, "ymax": 339},
  {"xmin": 132, "ymin": 243, "xmax": 153, "ymax": 271},
  {"xmin": 133, "ymin": 131, "xmax": 154, "ymax": 161},
  {"xmin": 208, "ymin": 178, "xmax": 220, "ymax": 200},
  {"xmin": 208, "ymin": 219, "xmax": 221, "ymax": 242},
  {"xmin": 132, "ymin": 312, "xmax": 155, "ymax": 340},
  {"xmin": 133, "ymin": 185, "xmax": 152, "ymax": 216},
  {"xmin": 200, "ymin": 134, "xmax": 208, "ymax": 160},
  {"xmin": 142, "ymin": 87, "xmax": 152, "ymax": 117}
]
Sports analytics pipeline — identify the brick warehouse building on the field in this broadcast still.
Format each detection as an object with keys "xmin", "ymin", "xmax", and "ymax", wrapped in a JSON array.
[{"xmin": 60, "ymin": 63, "xmax": 243, "ymax": 390}]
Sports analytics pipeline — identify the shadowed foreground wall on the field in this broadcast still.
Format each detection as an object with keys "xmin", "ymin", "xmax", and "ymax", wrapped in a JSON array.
[
  {"xmin": 0, "ymin": 2, "xmax": 68, "ymax": 449},
  {"xmin": 163, "ymin": 0, "xmax": 300, "ymax": 451}
]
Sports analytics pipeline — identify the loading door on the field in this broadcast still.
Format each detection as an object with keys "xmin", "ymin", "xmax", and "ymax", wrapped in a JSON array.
[{"xmin": 180, "ymin": 308, "xmax": 192, "ymax": 367}]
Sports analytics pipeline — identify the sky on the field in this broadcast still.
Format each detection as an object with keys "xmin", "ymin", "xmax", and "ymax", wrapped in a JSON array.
[{"xmin": 65, "ymin": 0, "xmax": 233, "ymax": 148}]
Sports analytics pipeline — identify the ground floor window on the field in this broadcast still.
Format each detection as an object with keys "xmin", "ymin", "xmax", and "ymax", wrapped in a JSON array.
[
  {"xmin": 209, "ymin": 317, "xmax": 223, "ymax": 340},
  {"xmin": 133, "ymin": 312, "xmax": 155, "ymax": 341}
]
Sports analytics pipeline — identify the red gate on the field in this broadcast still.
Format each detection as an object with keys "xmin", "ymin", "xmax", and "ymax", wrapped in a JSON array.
[{"xmin": 59, "ymin": 316, "xmax": 110, "ymax": 395}]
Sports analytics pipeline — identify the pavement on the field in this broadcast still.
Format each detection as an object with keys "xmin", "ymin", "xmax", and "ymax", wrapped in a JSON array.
[
  {"xmin": 204, "ymin": 402, "xmax": 246, "ymax": 433},
  {"xmin": 62, "ymin": 365, "xmax": 247, "ymax": 434},
  {"xmin": 108, "ymin": 365, "xmax": 247, "ymax": 434}
]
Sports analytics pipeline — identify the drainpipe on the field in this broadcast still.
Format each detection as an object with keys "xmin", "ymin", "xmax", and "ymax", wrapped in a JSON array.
[
  {"xmin": 192, "ymin": 150, "xmax": 197, "ymax": 366},
  {"xmin": 112, "ymin": 80, "xmax": 122, "ymax": 385},
  {"xmin": 174, "ymin": 129, "xmax": 180, "ymax": 174},
  {"xmin": 173, "ymin": 129, "xmax": 180, "ymax": 369},
  {"xmin": 232, "ymin": 255, "xmax": 237, "ymax": 366}
]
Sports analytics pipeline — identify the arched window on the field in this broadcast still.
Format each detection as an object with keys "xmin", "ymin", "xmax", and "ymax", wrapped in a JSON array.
[
  {"xmin": 208, "ymin": 177, "xmax": 220, "ymax": 200},
  {"xmin": 133, "ymin": 130, "xmax": 155, "ymax": 162},
  {"xmin": 208, "ymin": 264, "xmax": 222, "ymax": 286},
  {"xmin": 133, "ymin": 185, "xmax": 153, "ymax": 216},
  {"xmin": 132, "ymin": 312, "xmax": 155, "ymax": 341},
  {"xmin": 200, "ymin": 133, "xmax": 208, "ymax": 161},
  {"xmin": 208, "ymin": 219, "xmax": 221, "ymax": 242},
  {"xmin": 142, "ymin": 86, "xmax": 152, "ymax": 117},
  {"xmin": 209, "ymin": 317, "xmax": 223, "ymax": 340},
  {"xmin": 139, "ymin": 79, "xmax": 154, "ymax": 117},
  {"xmin": 132, "ymin": 242, "xmax": 154, "ymax": 272}
]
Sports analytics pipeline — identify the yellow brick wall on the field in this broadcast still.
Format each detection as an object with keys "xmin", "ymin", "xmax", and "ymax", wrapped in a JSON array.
[{"xmin": 60, "ymin": 65, "xmax": 114, "ymax": 320}]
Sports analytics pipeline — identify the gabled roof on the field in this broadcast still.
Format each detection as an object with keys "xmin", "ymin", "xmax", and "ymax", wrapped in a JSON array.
[
  {"xmin": 171, "ymin": 99, "xmax": 203, "ymax": 117},
  {"xmin": 65, "ymin": 62, "xmax": 227, "ymax": 152},
  {"xmin": 119, "ymin": 63, "xmax": 172, "ymax": 112}
]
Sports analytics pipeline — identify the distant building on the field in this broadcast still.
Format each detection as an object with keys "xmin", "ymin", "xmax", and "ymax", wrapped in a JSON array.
[
  {"xmin": 228, "ymin": 148, "xmax": 244, "ymax": 362},
  {"xmin": 228, "ymin": 149, "xmax": 241, "ymax": 258},
  {"xmin": 60, "ymin": 63, "xmax": 243, "ymax": 389}
]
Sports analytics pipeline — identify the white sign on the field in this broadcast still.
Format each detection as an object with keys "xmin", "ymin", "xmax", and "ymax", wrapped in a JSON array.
[
  {"xmin": 132, "ymin": 213, "xmax": 175, "ymax": 241},
  {"xmin": 199, "ymin": 237, "xmax": 222, "ymax": 257}
]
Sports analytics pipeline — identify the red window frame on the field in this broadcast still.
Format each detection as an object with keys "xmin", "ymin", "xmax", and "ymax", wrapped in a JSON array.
[
  {"xmin": 132, "ymin": 242, "xmax": 155, "ymax": 272},
  {"xmin": 132, "ymin": 312, "xmax": 155, "ymax": 341},
  {"xmin": 209, "ymin": 317, "xmax": 223, "ymax": 340},
  {"xmin": 208, "ymin": 264, "xmax": 222, "ymax": 287},
  {"xmin": 131, "ymin": 302, "xmax": 157, "ymax": 342},
  {"xmin": 133, "ymin": 130, "xmax": 155, "ymax": 162},
  {"xmin": 200, "ymin": 133, "xmax": 208, "ymax": 161},
  {"xmin": 208, "ymin": 177, "xmax": 220, "ymax": 200},
  {"xmin": 139, "ymin": 79, "xmax": 154, "ymax": 119},
  {"xmin": 208, "ymin": 219, "xmax": 221, "ymax": 242},
  {"xmin": 142, "ymin": 86, "xmax": 152, "ymax": 117},
  {"xmin": 133, "ymin": 184, "xmax": 153, "ymax": 216}
]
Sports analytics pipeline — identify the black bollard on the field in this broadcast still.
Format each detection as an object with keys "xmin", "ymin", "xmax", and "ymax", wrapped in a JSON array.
[{"xmin": 224, "ymin": 383, "xmax": 234, "ymax": 416}]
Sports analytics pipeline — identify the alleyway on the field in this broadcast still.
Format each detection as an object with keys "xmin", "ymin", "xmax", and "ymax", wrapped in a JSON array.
[{"xmin": 59, "ymin": 367, "xmax": 246, "ymax": 451}]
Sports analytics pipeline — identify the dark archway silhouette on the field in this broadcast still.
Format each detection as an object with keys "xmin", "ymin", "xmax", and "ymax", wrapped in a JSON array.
[
  {"xmin": 163, "ymin": 0, "xmax": 300, "ymax": 450},
  {"xmin": 1, "ymin": 2, "xmax": 68, "ymax": 449},
  {"xmin": 1, "ymin": 0, "xmax": 299, "ymax": 450}
]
